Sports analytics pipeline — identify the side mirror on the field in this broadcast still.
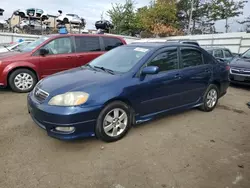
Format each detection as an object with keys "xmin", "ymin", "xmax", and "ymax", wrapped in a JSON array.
[
  {"xmin": 39, "ymin": 48, "xmax": 49, "ymax": 56},
  {"xmin": 141, "ymin": 66, "xmax": 159, "ymax": 75}
]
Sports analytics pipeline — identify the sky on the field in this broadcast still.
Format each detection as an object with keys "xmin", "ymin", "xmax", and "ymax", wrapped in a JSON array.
[{"xmin": 0, "ymin": 0, "xmax": 250, "ymax": 32}]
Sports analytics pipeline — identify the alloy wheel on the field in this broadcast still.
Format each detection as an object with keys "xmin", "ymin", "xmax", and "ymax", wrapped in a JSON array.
[
  {"xmin": 103, "ymin": 108, "xmax": 128, "ymax": 137},
  {"xmin": 14, "ymin": 73, "xmax": 34, "ymax": 91},
  {"xmin": 206, "ymin": 89, "xmax": 218, "ymax": 108}
]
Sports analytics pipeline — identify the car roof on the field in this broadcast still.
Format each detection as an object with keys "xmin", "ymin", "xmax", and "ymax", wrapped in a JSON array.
[
  {"xmin": 203, "ymin": 46, "xmax": 229, "ymax": 50},
  {"xmin": 166, "ymin": 39, "xmax": 198, "ymax": 42},
  {"xmin": 45, "ymin": 33, "xmax": 125, "ymax": 40},
  {"xmin": 127, "ymin": 42, "xmax": 200, "ymax": 49}
]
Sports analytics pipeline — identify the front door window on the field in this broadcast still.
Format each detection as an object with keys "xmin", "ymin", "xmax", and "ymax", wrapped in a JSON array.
[{"xmin": 43, "ymin": 37, "xmax": 72, "ymax": 55}]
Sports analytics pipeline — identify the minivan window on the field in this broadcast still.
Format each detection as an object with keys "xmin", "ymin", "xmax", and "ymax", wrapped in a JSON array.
[
  {"xmin": 103, "ymin": 37, "xmax": 124, "ymax": 51},
  {"xmin": 42, "ymin": 37, "xmax": 72, "ymax": 55},
  {"xmin": 148, "ymin": 48, "xmax": 178, "ymax": 72},
  {"xmin": 75, "ymin": 36, "xmax": 101, "ymax": 52},
  {"xmin": 181, "ymin": 48, "xmax": 203, "ymax": 68},
  {"xmin": 22, "ymin": 36, "xmax": 51, "ymax": 52}
]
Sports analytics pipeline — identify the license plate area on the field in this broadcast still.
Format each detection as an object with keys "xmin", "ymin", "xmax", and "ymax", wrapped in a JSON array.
[{"xmin": 234, "ymin": 75, "xmax": 245, "ymax": 81}]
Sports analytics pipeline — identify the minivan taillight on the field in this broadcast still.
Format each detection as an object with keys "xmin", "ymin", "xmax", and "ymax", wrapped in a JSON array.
[{"xmin": 226, "ymin": 65, "xmax": 230, "ymax": 71}]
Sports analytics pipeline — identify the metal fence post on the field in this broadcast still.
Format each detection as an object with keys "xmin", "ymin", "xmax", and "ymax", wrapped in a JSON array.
[{"xmin": 238, "ymin": 36, "xmax": 243, "ymax": 54}]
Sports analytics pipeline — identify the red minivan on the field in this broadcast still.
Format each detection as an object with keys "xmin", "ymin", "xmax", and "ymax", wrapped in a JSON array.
[{"xmin": 0, "ymin": 34, "xmax": 126, "ymax": 92}]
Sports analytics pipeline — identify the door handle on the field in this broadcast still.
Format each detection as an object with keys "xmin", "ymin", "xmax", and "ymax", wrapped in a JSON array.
[
  {"xmin": 76, "ymin": 55, "xmax": 83, "ymax": 58},
  {"xmin": 174, "ymin": 74, "xmax": 182, "ymax": 79},
  {"xmin": 205, "ymin": 69, "xmax": 211, "ymax": 73}
]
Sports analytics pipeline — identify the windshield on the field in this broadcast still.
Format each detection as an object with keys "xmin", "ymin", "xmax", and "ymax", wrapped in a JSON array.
[
  {"xmin": 241, "ymin": 49, "xmax": 250, "ymax": 58},
  {"xmin": 88, "ymin": 46, "xmax": 151, "ymax": 73},
  {"xmin": 21, "ymin": 36, "xmax": 51, "ymax": 52}
]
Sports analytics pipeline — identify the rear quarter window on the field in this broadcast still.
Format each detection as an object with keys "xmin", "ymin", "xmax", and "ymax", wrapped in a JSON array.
[{"xmin": 102, "ymin": 37, "xmax": 124, "ymax": 51}]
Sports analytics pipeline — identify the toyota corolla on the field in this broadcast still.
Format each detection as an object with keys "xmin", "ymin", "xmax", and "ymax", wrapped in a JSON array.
[{"xmin": 27, "ymin": 43, "xmax": 230, "ymax": 142}]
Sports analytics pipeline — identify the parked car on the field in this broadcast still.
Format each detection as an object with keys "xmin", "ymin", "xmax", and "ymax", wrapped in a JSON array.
[
  {"xmin": 204, "ymin": 47, "xmax": 234, "ymax": 63},
  {"xmin": 13, "ymin": 8, "xmax": 49, "ymax": 20},
  {"xmin": 15, "ymin": 20, "xmax": 51, "ymax": 34},
  {"xmin": 166, "ymin": 39, "xmax": 200, "ymax": 46},
  {"xmin": 0, "ymin": 40, "xmax": 35, "ymax": 53},
  {"xmin": 56, "ymin": 13, "xmax": 85, "ymax": 24},
  {"xmin": 95, "ymin": 20, "xmax": 114, "ymax": 31},
  {"xmin": 229, "ymin": 48, "xmax": 250, "ymax": 85},
  {"xmin": 0, "ymin": 34, "xmax": 126, "ymax": 92},
  {"xmin": 27, "ymin": 43, "xmax": 230, "ymax": 142},
  {"xmin": 0, "ymin": 19, "xmax": 9, "ymax": 30}
]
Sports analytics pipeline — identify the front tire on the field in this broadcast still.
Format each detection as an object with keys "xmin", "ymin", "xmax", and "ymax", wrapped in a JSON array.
[
  {"xmin": 8, "ymin": 69, "xmax": 37, "ymax": 93},
  {"xmin": 96, "ymin": 101, "xmax": 131, "ymax": 142},
  {"xmin": 199, "ymin": 84, "xmax": 219, "ymax": 112}
]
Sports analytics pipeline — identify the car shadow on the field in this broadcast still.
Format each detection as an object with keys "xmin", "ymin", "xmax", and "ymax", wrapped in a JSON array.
[
  {"xmin": 230, "ymin": 83, "xmax": 250, "ymax": 91},
  {"xmin": 0, "ymin": 87, "xmax": 11, "ymax": 92}
]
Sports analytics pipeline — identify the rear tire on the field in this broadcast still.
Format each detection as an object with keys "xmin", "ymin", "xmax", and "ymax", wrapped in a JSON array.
[
  {"xmin": 199, "ymin": 84, "xmax": 219, "ymax": 112},
  {"xmin": 95, "ymin": 101, "xmax": 131, "ymax": 142},
  {"xmin": 8, "ymin": 69, "xmax": 37, "ymax": 93}
]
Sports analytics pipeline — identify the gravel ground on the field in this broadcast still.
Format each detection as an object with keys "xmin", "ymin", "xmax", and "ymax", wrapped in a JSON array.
[{"xmin": 0, "ymin": 86, "xmax": 250, "ymax": 188}]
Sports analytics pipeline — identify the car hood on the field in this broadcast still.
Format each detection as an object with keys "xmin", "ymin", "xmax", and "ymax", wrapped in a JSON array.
[
  {"xmin": 230, "ymin": 57, "xmax": 250, "ymax": 68},
  {"xmin": 0, "ymin": 51, "xmax": 28, "ymax": 60},
  {"xmin": 38, "ymin": 67, "xmax": 119, "ymax": 95}
]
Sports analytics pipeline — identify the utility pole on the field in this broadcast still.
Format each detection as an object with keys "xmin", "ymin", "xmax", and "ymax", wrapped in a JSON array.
[{"xmin": 188, "ymin": 0, "xmax": 194, "ymax": 35}]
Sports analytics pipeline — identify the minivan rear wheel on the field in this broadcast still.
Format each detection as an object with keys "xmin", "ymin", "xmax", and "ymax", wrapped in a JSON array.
[
  {"xmin": 9, "ymin": 69, "xmax": 37, "ymax": 93},
  {"xmin": 199, "ymin": 84, "xmax": 219, "ymax": 112}
]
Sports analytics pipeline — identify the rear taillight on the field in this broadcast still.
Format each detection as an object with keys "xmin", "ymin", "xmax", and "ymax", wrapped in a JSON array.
[{"xmin": 226, "ymin": 65, "xmax": 230, "ymax": 71}]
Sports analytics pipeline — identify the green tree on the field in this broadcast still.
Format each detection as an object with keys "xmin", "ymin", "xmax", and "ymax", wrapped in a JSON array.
[
  {"xmin": 177, "ymin": 0, "xmax": 211, "ymax": 33},
  {"xmin": 136, "ymin": 0, "xmax": 178, "ymax": 36},
  {"xmin": 208, "ymin": 0, "xmax": 247, "ymax": 33},
  {"xmin": 107, "ymin": 0, "xmax": 179, "ymax": 36},
  {"xmin": 107, "ymin": 0, "xmax": 138, "ymax": 35}
]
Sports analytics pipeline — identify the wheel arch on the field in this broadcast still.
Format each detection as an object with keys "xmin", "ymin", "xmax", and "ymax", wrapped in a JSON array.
[
  {"xmin": 7, "ymin": 66, "xmax": 38, "ymax": 85},
  {"xmin": 103, "ymin": 97, "xmax": 136, "ymax": 124},
  {"xmin": 210, "ymin": 80, "xmax": 221, "ymax": 93}
]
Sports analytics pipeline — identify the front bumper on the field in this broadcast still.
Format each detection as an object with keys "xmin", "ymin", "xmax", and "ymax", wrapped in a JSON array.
[
  {"xmin": 27, "ymin": 93, "xmax": 103, "ymax": 140},
  {"xmin": 229, "ymin": 72, "xmax": 250, "ymax": 86}
]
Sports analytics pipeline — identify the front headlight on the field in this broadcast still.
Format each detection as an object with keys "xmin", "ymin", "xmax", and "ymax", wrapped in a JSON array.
[{"xmin": 48, "ymin": 92, "xmax": 89, "ymax": 106}]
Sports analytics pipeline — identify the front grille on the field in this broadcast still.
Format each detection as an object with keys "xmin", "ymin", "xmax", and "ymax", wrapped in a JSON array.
[
  {"xmin": 34, "ymin": 87, "xmax": 49, "ymax": 102},
  {"xmin": 231, "ymin": 68, "xmax": 250, "ymax": 75}
]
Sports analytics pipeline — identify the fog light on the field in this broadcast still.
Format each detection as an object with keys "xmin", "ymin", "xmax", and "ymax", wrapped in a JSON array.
[{"xmin": 55, "ymin": 127, "xmax": 75, "ymax": 132}]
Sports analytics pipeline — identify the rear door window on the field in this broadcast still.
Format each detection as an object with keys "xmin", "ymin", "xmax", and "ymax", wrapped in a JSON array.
[
  {"xmin": 102, "ymin": 37, "xmax": 124, "ymax": 51},
  {"xmin": 75, "ymin": 36, "xmax": 101, "ymax": 52},
  {"xmin": 180, "ymin": 48, "xmax": 203, "ymax": 68}
]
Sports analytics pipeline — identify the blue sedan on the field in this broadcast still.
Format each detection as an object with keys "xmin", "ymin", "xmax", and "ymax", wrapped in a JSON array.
[{"xmin": 27, "ymin": 43, "xmax": 230, "ymax": 142}]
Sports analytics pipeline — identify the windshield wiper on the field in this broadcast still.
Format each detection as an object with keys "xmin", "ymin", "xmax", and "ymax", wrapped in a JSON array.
[
  {"xmin": 93, "ymin": 66, "xmax": 115, "ymax": 75},
  {"xmin": 84, "ymin": 64, "xmax": 95, "ymax": 70},
  {"xmin": 3, "ymin": 45, "xmax": 11, "ymax": 52}
]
